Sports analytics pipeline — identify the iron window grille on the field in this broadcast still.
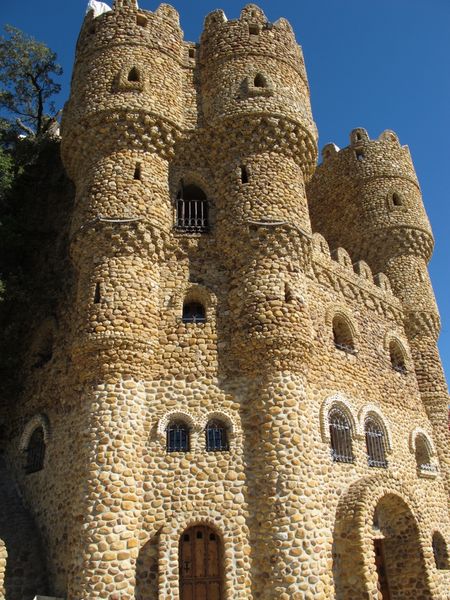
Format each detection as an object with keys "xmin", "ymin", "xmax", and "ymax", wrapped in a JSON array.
[
  {"xmin": 365, "ymin": 419, "xmax": 388, "ymax": 468},
  {"xmin": 175, "ymin": 184, "xmax": 209, "ymax": 233},
  {"xmin": 392, "ymin": 363, "xmax": 407, "ymax": 374},
  {"xmin": 25, "ymin": 428, "xmax": 45, "ymax": 474},
  {"xmin": 205, "ymin": 421, "xmax": 229, "ymax": 452},
  {"xmin": 329, "ymin": 409, "xmax": 354, "ymax": 463},
  {"xmin": 166, "ymin": 421, "xmax": 190, "ymax": 453},
  {"xmin": 334, "ymin": 341, "xmax": 357, "ymax": 355},
  {"xmin": 182, "ymin": 302, "xmax": 206, "ymax": 324}
]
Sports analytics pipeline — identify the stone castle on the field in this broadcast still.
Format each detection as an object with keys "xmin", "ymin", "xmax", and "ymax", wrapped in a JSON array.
[{"xmin": 0, "ymin": 1, "xmax": 449, "ymax": 598}]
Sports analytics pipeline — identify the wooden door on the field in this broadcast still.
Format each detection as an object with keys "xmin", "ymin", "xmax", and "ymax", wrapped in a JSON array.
[
  {"xmin": 374, "ymin": 539, "xmax": 391, "ymax": 600},
  {"xmin": 180, "ymin": 526, "xmax": 222, "ymax": 600}
]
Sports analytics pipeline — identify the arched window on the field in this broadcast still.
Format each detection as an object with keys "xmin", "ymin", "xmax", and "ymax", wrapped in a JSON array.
[
  {"xmin": 205, "ymin": 420, "xmax": 229, "ymax": 452},
  {"xmin": 332, "ymin": 316, "xmax": 355, "ymax": 354},
  {"xmin": 415, "ymin": 434, "xmax": 436, "ymax": 473},
  {"xmin": 182, "ymin": 301, "xmax": 206, "ymax": 324},
  {"xmin": 166, "ymin": 421, "xmax": 190, "ymax": 453},
  {"xmin": 389, "ymin": 340, "xmax": 406, "ymax": 374},
  {"xmin": 127, "ymin": 67, "xmax": 140, "ymax": 82},
  {"xmin": 329, "ymin": 408, "xmax": 354, "ymax": 463},
  {"xmin": 432, "ymin": 532, "xmax": 449, "ymax": 570},
  {"xmin": 254, "ymin": 73, "xmax": 266, "ymax": 88},
  {"xmin": 175, "ymin": 184, "xmax": 209, "ymax": 233},
  {"xmin": 25, "ymin": 427, "xmax": 46, "ymax": 474},
  {"xmin": 365, "ymin": 417, "xmax": 388, "ymax": 468}
]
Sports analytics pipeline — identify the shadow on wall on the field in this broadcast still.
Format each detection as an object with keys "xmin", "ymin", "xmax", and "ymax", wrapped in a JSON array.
[{"xmin": 0, "ymin": 459, "xmax": 48, "ymax": 600}]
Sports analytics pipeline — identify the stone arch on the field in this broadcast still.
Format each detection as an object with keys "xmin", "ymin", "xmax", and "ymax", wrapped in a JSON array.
[
  {"xmin": 325, "ymin": 304, "xmax": 359, "ymax": 339},
  {"xmin": 384, "ymin": 331, "xmax": 410, "ymax": 371},
  {"xmin": 409, "ymin": 428, "xmax": 438, "ymax": 476},
  {"xmin": 135, "ymin": 528, "xmax": 161, "ymax": 600},
  {"xmin": 333, "ymin": 475, "xmax": 433, "ymax": 599},
  {"xmin": 326, "ymin": 305, "xmax": 358, "ymax": 353},
  {"xmin": 320, "ymin": 393, "xmax": 359, "ymax": 442},
  {"xmin": 177, "ymin": 283, "xmax": 217, "ymax": 324},
  {"xmin": 312, "ymin": 232, "xmax": 331, "ymax": 258},
  {"xmin": 409, "ymin": 428, "xmax": 437, "ymax": 456},
  {"xmin": 431, "ymin": 531, "xmax": 449, "ymax": 570},
  {"xmin": 358, "ymin": 405, "xmax": 393, "ymax": 453},
  {"xmin": 19, "ymin": 413, "xmax": 51, "ymax": 452},
  {"xmin": 157, "ymin": 411, "xmax": 197, "ymax": 443}
]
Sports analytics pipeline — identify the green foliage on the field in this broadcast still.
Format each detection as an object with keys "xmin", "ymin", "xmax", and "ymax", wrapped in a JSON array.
[
  {"xmin": 0, "ymin": 25, "xmax": 62, "ymax": 136},
  {"xmin": 0, "ymin": 146, "xmax": 13, "ymax": 204}
]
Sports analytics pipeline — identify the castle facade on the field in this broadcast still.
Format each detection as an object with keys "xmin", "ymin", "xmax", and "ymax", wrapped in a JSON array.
[{"xmin": 1, "ymin": 1, "xmax": 449, "ymax": 599}]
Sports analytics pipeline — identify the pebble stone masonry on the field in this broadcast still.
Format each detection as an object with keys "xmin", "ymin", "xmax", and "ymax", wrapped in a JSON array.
[{"xmin": 1, "ymin": 1, "xmax": 450, "ymax": 599}]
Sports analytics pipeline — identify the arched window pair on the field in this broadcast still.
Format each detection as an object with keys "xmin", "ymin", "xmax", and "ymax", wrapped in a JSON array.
[
  {"xmin": 166, "ymin": 420, "xmax": 229, "ymax": 453},
  {"xmin": 175, "ymin": 184, "xmax": 209, "ymax": 233},
  {"xmin": 329, "ymin": 409, "xmax": 387, "ymax": 467}
]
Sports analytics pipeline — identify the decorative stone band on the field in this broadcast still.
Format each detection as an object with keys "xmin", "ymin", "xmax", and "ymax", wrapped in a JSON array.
[
  {"xmin": 404, "ymin": 310, "xmax": 441, "ymax": 340},
  {"xmin": 204, "ymin": 113, "xmax": 318, "ymax": 179},
  {"xmin": 363, "ymin": 225, "xmax": 434, "ymax": 263},
  {"xmin": 69, "ymin": 220, "xmax": 171, "ymax": 264}
]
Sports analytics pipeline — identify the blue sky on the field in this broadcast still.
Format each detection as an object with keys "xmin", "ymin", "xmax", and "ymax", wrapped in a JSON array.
[{"xmin": 1, "ymin": 0, "xmax": 449, "ymax": 383}]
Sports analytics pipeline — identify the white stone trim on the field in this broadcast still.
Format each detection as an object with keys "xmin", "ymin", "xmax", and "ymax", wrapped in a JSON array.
[
  {"xmin": 325, "ymin": 304, "xmax": 359, "ymax": 341},
  {"xmin": 157, "ymin": 411, "xmax": 197, "ymax": 439},
  {"xmin": 19, "ymin": 414, "xmax": 51, "ymax": 452},
  {"xmin": 409, "ymin": 427, "xmax": 437, "ymax": 456},
  {"xmin": 320, "ymin": 393, "xmax": 359, "ymax": 442},
  {"xmin": 358, "ymin": 404, "xmax": 393, "ymax": 453}
]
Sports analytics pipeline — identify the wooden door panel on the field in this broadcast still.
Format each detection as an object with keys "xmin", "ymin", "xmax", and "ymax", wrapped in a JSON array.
[{"xmin": 180, "ymin": 525, "xmax": 223, "ymax": 600}]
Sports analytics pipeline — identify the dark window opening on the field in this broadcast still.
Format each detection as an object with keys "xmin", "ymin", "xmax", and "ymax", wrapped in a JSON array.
[
  {"xmin": 432, "ymin": 532, "xmax": 449, "ymax": 570},
  {"xmin": 210, "ymin": 533, "xmax": 216, "ymax": 541},
  {"xmin": 254, "ymin": 74, "xmax": 266, "ymax": 88},
  {"xmin": 249, "ymin": 24, "xmax": 259, "ymax": 35},
  {"xmin": 415, "ymin": 435, "xmax": 436, "ymax": 473},
  {"xmin": 184, "ymin": 534, "xmax": 190, "ymax": 542},
  {"xmin": 389, "ymin": 341, "xmax": 406, "ymax": 374},
  {"xmin": 206, "ymin": 420, "xmax": 229, "ymax": 452},
  {"xmin": 33, "ymin": 330, "xmax": 54, "ymax": 368},
  {"xmin": 128, "ymin": 67, "xmax": 140, "ymax": 82},
  {"xmin": 355, "ymin": 150, "xmax": 364, "ymax": 161},
  {"xmin": 333, "ymin": 317, "xmax": 355, "ymax": 354},
  {"xmin": 136, "ymin": 15, "xmax": 148, "ymax": 27},
  {"xmin": 134, "ymin": 162, "xmax": 142, "ymax": 181},
  {"xmin": 240, "ymin": 165, "xmax": 249, "ymax": 184},
  {"xmin": 25, "ymin": 427, "xmax": 45, "ymax": 474},
  {"xmin": 188, "ymin": 48, "xmax": 195, "ymax": 58},
  {"xmin": 284, "ymin": 282, "xmax": 293, "ymax": 303},
  {"xmin": 182, "ymin": 301, "xmax": 206, "ymax": 324},
  {"xmin": 356, "ymin": 133, "xmax": 362, "ymax": 141},
  {"xmin": 329, "ymin": 408, "xmax": 354, "ymax": 463},
  {"xmin": 94, "ymin": 282, "xmax": 101, "ymax": 304},
  {"xmin": 392, "ymin": 192, "xmax": 402, "ymax": 206},
  {"xmin": 166, "ymin": 421, "xmax": 189, "ymax": 452},
  {"xmin": 175, "ymin": 184, "xmax": 209, "ymax": 233},
  {"xmin": 365, "ymin": 418, "xmax": 388, "ymax": 468},
  {"xmin": 196, "ymin": 531, "xmax": 203, "ymax": 539}
]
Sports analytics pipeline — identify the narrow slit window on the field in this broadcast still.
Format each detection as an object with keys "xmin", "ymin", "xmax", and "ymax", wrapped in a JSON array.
[
  {"xmin": 188, "ymin": 48, "xmax": 195, "ymax": 59},
  {"xmin": 329, "ymin": 408, "xmax": 354, "ymax": 463},
  {"xmin": 134, "ymin": 163, "xmax": 142, "ymax": 181},
  {"xmin": 249, "ymin": 24, "xmax": 259, "ymax": 35},
  {"xmin": 432, "ymin": 532, "xmax": 449, "ymax": 570},
  {"xmin": 25, "ymin": 427, "xmax": 46, "ymax": 474},
  {"xmin": 240, "ymin": 165, "xmax": 249, "ymax": 184},
  {"xmin": 128, "ymin": 67, "xmax": 140, "ymax": 83},
  {"xmin": 94, "ymin": 282, "xmax": 101, "ymax": 304},
  {"xmin": 284, "ymin": 282, "xmax": 293, "ymax": 303},
  {"xmin": 355, "ymin": 150, "xmax": 364, "ymax": 161}
]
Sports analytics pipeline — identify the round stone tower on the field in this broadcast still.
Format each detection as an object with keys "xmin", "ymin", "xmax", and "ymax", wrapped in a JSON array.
[
  {"xmin": 61, "ymin": 1, "xmax": 185, "ymax": 597},
  {"xmin": 200, "ymin": 6, "xmax": 324, "ymax": 598},
  {"xmin": 308, "ymin": 129, "xmax": 450, "ymax": 492}
]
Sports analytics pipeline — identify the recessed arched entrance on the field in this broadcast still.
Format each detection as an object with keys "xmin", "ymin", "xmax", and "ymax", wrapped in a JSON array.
[
  {"xmin": 179, "ymin": 525, "xmax": 223, "ymax": 600},
  {"xmin": 333, "ymin": 479, "xmax": 432, "ymax": 600}
]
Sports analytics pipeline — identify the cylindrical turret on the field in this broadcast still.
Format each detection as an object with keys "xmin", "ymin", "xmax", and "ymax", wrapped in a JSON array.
[{"xmin": 308, "ymin": 128, "xmax": 450, "ymax": 492}]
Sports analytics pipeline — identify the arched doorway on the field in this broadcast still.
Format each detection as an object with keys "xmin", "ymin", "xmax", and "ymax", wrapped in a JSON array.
[
  {"xmin": 179, "ymin": 525, "xmax": 223, "ymax": 600},
  {"xmin": 333, "ymin": 480, "xmax": 432, "ymax": 599}
]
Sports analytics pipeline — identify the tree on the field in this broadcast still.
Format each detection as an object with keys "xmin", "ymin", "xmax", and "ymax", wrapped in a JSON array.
[{"xmin": 0, "ymin": 26, "xmax": 62, "ymax": 136}]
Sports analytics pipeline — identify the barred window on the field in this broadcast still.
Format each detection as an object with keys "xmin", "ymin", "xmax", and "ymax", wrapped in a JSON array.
[
  {"xmin": 205, "ymin": 420, "xmax": 229, "ymax": 452},
  {"xmin": 365, "ymin": 418, "xmax": 388, "ymax": 468},
  {"xmin": 329, "ymin": 408, "xmax": 354, "ymax": 463},
  {"xmin": 175, "ymin": 184, "xmax": 209, "ymax": 233},
  {"xmin": 389, "ymin": 340, "xmax": 406, "ymax": 374},
  {"xmin": 182, "ymin": 301, "xmax": 206, "ymax": 324},
  {"xmin": 166, "ymin": 421, "xmax": 190, "ymax": 453},
  {"xmin": 432, "ymin": 532, "xmax": 449, "ymax": 570},
  {"xmin": 25, "ymin": 427, "xmax": 45, "ymax": 474},
  {"xmin": 332, "ymin": 316, "xmax": 355, "ymax": 354}
]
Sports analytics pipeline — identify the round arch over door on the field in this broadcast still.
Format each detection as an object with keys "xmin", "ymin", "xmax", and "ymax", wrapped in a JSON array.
[{"xmin": 179, "ymin": 525, "xmax": 223, "ymax": 600}]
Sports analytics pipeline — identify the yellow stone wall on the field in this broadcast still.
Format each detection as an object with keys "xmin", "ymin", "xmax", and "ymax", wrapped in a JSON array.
[{"xmin": 2, "ymin": 2, "xmax": 449, "ymax": 599}]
